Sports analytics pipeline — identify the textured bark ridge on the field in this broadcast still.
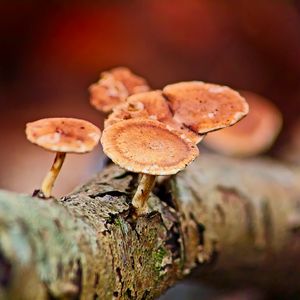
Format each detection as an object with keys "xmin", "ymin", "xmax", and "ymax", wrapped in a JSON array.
[{"xmin": 0, "ymin": 154, "xmax": 300, "ymax": 299}]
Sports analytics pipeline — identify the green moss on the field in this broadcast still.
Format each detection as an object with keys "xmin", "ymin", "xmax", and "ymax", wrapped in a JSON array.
[
  {"xmin": 114, "ymin": 217, "xmax": 129, "ymax": 235},
  {"xmin": 114, "ymin": 217, "xmax": 122, "ymax": 227},
  {"xmin": 152, "ymin": 246, "xmax": 167, "ymax": 275}
]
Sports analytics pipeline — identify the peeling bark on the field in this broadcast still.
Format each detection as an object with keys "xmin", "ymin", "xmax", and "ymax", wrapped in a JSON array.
[{"xmin": 0, "ymin": 154, "xmax": 300, "ymax": 299}]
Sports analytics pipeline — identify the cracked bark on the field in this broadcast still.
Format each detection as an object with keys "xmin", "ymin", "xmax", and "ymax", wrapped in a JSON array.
[{"xmin": 0, "ymin": 154, "xmax": 300, "ymax": 299}]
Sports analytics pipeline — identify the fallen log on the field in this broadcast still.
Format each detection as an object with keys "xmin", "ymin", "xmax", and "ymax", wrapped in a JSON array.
[{"xmin": 0, "ymin": 154, "xmax": 299, "ymax": 299}]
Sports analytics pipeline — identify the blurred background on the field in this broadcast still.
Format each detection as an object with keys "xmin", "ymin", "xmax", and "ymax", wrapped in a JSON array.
[{"xmin": 1, "ymin": 1, "xmax": 300, "ymax": 298}]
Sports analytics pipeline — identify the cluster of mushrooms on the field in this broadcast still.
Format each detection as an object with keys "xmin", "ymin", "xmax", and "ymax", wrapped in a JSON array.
[{"xmin": 26, "ymin": 67, "xmax": 249, "ymax": 215}]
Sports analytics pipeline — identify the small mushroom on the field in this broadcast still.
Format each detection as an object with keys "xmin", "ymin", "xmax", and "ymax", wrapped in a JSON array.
[
  {"xmin": 89, "ymin": 67, "xmax": 150, "ymax": 113},
  {"xmin": 105, "ymin": 90, "xmax": 203, "ymax": 144},
  {"xmin": 163, "ymin": 81, "xmax": 249, "ymax": 134},
  {"xmin": 25, "ymin": 118, "xmax": 101, "ymax": 198},
  {"xmin": 101, "ymin": 118, "xmax": 199, "ymax": 215},
  {"xmin": 203, "ymin": 91, "xmax": 283, "ymax": 157}
]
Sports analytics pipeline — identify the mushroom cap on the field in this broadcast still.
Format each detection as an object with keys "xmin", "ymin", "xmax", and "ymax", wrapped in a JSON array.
[
  {"xmin": 104, "ymin": 90, "xmax": 167, "ymax": 128},
  {"xmin": 101, "ymin": 119, "xmax": 199, "ymax": 175},
  {"xmin": 105, "ymin": 90, "xmax": 202, "ymax": 144},
  {"xmin": 26, "ymin": 118, "xmax": 101, "ymax": 153},
  {"xmin": 89, "ymin": 82, "xmax": 125, "ymax": 113},
  {"xmin": 126, "ymin": 90, "xmax": 172, "ymax": 121},
  {"xmin": 163, "ymin": 118, "xmax": 204, "ymax": 144},
  {"xmin": 204, "ymin": 91, "xmax": 282, "ymax": 157},
  {"xmin": 163, "ymin": 81, "xmax": 249, "ymax": 134},
  {"xmin": 109, "ymin": 67, "xmax": 150, "ymax": 95},
  {"xmin": 104, "ymin": 105, "xmax": 149, "ymax": 128},
  {"xmin": 89, "ymin": 67, "xmax": 150, "ymax": 112}
]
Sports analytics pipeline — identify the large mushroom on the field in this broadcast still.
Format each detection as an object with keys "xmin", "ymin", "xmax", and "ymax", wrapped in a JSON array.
[
  {"xmin": 26, "ymin": 117, "xmax": 101, "ymax": 198},
  {"xmin": 101, "ymin": 118, "xmax": 199, "ymax": 215},
  {"xmin": 203, "ymin": 91, "xmax": 283, "ymax": 157},
  {"xmin": 162, "ymin": 81, "xmax": 249, "ymax": 134},
  {"xmin": 89, "ymin": 67, "xmax": 150, "ymax": 113}
]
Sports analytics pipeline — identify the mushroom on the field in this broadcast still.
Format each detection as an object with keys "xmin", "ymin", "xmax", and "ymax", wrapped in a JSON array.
[
  {"xmin": 203, "ymin": 91, "xmax": 283, "ymax": 157},
  {"xmin": 25, "ymin": 117, "xmax": 101, "ymax": 198},
  {"xmin": 89, "ymin": 67, "xmax": 150, "ymax": 113},
  {"xmin": 162, "ymin": 81, "xmax": 249, "ymax": 134},
  {"xmin": 101, "ymin": 118, "xmax": 199, "ymax": 215},
  {"xmin": 105, "ymin": 90, "xmax": 203, "ymax": 144}
]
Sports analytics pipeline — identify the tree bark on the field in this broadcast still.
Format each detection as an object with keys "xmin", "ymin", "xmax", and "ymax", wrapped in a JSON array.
[{"xmin": 0, "ymin": 154, "xmax": 300, "ymax": 299}]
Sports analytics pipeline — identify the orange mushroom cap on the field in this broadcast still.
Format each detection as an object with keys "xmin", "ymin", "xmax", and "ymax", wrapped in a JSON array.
[
  {"xmin": 163, "ymin": 81, "xmax": 249, "ymax": 134},
  {"xmin": 163, "ymin": 118, "xmax": 204, "ymax": 144},
  {"xmin": 109, "ymin": 67, "xmax": 150, "ymax": 95},
  {"xmin": 104, "ymin": 104, "xmax": 149, "ymax": 128},
  {"xmin": 204, "ymin": 91, "xmax": 282, "ymax": 157},
  {"xmin": 101, "ymin": 119, "xmax": 199, "ymax": 175},
  {"xmin": 105, "ymin": 90, "xmax": 202, "ymax": 144},
  {"xmin": 125, "ymin": 90, "xmax": 173, "ymax": 121},
  {"xmin": 89, "ymin": 67, "xmax": 150, "ymax": 112},
  {"xmin": 103, "ymin": 91, "xmax": 164, "ymax": 128},
  {"xmin": 26, "ymin": 118, "xmax": 101, "ymax": 153}
]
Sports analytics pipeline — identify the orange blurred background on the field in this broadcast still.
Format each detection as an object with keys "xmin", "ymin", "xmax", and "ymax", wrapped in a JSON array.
[
  {"xmin": 1, "ymin": 2, "xmax": 300, "ymax": 299},
  {"xmin": 1, "ymin": 0, "xmax": 300, "ymax": 196}
]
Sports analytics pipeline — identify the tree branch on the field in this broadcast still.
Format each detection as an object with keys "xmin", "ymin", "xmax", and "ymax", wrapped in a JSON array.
[{"xmin": 0, "ymin": 154, "xmax": 299, "ymax": 299}]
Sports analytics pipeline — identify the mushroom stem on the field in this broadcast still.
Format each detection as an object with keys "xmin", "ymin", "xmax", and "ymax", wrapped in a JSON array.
[
  {"xmin": 132, "ymin": 174, "xmax": 156, "ymax": 215},
  {"xmin": 41, "ymin": 152, "xmax": 66, "ymax": 198}
]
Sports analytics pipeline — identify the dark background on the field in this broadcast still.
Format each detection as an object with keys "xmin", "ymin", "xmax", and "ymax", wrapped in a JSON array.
[{"xmin": 1, "ymin": 1, "xmax": 300, "ymax": 298}]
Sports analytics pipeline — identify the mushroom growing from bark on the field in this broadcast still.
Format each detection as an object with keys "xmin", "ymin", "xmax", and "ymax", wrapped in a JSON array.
[
  {"xmin": 25, "ymin": 118, "xmax": 101, "ymax": 198},
  {"xmin": 89, "ymin": 67, "xmax": 150, "ymax": 113},
  {"xmin": 101, "ymin": 118, "xmax": 199, "ymax": 215},
  {"xmin": 203, "ymin": 91, "xmax": 283, "ymax": 157},
  {"xmin": 101, "ymin": 80, "xmax": 249, "ymax": 215}
]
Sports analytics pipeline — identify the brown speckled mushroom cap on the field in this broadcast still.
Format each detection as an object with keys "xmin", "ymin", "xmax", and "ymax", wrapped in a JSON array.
[
  {"xmin": 163, "ymin": 118, "xmax": 204, "ymax": 144},
  {"xmin": 125, "ymin": 90, "xmax": 172, "ymax": 121},
  {"xmin": 104, "ymin": 90, "xmax": 167, "ymax": 128},
  {"xmin": 204, "ymin": 91, "xmax": 282, "ymax": 157},
  {"xmin": 163, "ymin": 81, "xmax": 249, "ymax": 134},
  {"xmin": 105, "ymin": 90, "xmax": 202, "ymax": 144},
  {"xmin": 109, "ymin": 67, "xmax": 150, "ymax": 95},
  {"xmin": 101, "ymin": 119, "xmax": 199, "ymax": 175},
  {"xmin": 89, "ymin": 67, "xmax": 150, "ymax": 112},
  {"xmin": 26, "ymin": 118, "xmax": 101, "ymax": 153}
]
